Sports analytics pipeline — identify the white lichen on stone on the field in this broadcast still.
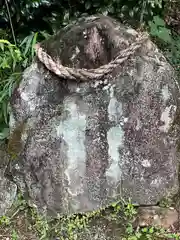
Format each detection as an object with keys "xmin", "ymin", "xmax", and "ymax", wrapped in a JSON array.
[
  {"xmin": 141, "ymin": 159, "xmax": 151, "ymax": 168},
  {"xmin": 124, "ymin": 117, "xmax": 128, "ymax": 123},
  {"xmin": 161, "ymin": 85, "xmax": 170, "ymax": 102},
  {"xmin": 76, "ymin": 87, "xmax": 81, "ymax": 92},
  {"xmin": 106, "ymin": 86, "xmax": 124, "ymax": 183},
  {"xmin": 159, "ymin": 105, "xmax": 177, "ymax": 132},
  {"xmin": 126, "ymin": 28, "xmax": 138, "ymax": 36},
  {"xmin": 55, "ymin": 98, "xmax": 87, "ymax": 196},
  {"xmin": 108, "ymin": 85, "xmax": 122, "ymax": 123},
  {"xmin": 71, "ymin": 46, "xmax": 80, "ymax": 61},
  {"xmin": 20, "ymin": 87, "xmax": 36, "ymax": 112},
  {"xmin": 106, "ymin": 126, "xmax": 124, "ymax": 183},
  {"xmin": 8, "ymin": 113, "xmax": 16, "ymax": 133},
  {"xmin": 150, "ymin": 178, "xmax": 162, "ymax": 187},
  {"xmin": 136, "ymin": 118, "xmax": 141, "ymax": 130}
]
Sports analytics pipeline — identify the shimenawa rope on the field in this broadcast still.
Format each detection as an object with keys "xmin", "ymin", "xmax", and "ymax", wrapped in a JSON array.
[{"xmin": 35, "ymin": 34, "xmax": 148, "ymax": 81}]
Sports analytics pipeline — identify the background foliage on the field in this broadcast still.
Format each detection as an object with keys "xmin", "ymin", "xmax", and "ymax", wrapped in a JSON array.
[{"xmin": 0, "ymin": 0, "xmax": 180, "ymax": 140}]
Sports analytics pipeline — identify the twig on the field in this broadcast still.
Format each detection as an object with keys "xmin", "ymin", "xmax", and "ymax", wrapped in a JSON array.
[{"xmin": 5, "ymin": 0, "xmax": 17, "ymax": 45}]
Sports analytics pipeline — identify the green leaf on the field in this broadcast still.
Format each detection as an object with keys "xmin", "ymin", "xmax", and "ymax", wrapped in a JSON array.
[
  {"xmin": 0, "ymin": 39, "xmax": 14, "ymax": 47},
  {"xmin": 141, "ymin": 227, "xmax": 148, "ymax": 233},
  {"xmin": 39, "ymin": 31, "xmax": 51, "ymax": 40},
  {"xmin": 148, "ymin": 16, "xmax": 172, "ymax": 43},
  {"xmin": 11, "ymin": 229, "xmax": 19, "ymax": 240},
  {"xmin": 157, "ymin": 27, "xmax": 172, "ymax": 43},
  {"xmin": 0, "ymin": 127, "xmax": 9, "ymax": 140},
  {"xmin": 31, "ymin": 32, "xmax": 38, "ymax": 60},
  {"xmin": 2, "ymin": 101, "xmax": 8, "ymax": 124},
  {"xmin": 85, "ymin": 2, "xmax": 91, "ymax": 9},
  {"xmin": 152, "ymin": 15, "xmax": 165, "ymax": 27},
  {"xmin": 126, "ymin": 223, "xmax": 134, "ymax": 234},
  {"xmin": 149, "ymin": 227, "xmax": 154, "ymax": 234},
  {"xmin": 0, "ymin": 42, "xmax": 4, "ymax": 51},
  {"xmin": 128, "ymin": 236, "xmax": 138, "ymax": 240},
  {"xmin": 21, "ymin": 34, "xmax": 34, "ymax": 56},
  {"xmin": 0, "ymin": 59, "xmax": 10, "ymax": 69},
  {"xmin": 135, "ymin": 232, "xmax": 142, "ymax": 238}
]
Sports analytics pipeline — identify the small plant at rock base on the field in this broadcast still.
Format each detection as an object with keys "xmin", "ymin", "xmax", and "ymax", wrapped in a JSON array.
[
  {"xmin": 30, "ymin": 207, "xmax": 49, "ymax": 240},
  {"xmin": 122, "ymin": 225, "xmax": 180, "ymax": 240},
  {"xmin": 159, "ymin": 197, "xmax": 174, "ymax": 208},
  {"xmin": 11, "ymin": 229, "xmax": 19, "ymax": 240},
  {"xmin": 0, "ymin": 215, "xmax": 10, "ymax": 226}
]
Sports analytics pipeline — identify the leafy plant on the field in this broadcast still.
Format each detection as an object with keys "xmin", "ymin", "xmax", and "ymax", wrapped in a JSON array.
[
  {"xmin": 0, "ymin": 32, "xmax": 40, "ymax": 139},
  {"xmin": 0, "ymin": 40, "xmax": 22, "ymax": 139},
  {"xmin": 11, "ymin": 229, "xmax": 19, "ymax": 240},
  {"xmin": 148, "ymin": 15, "xmax": 172, "ymax": 43},
  {"xmin": 0, "ymin": 215, "xmax": 10, "ymax": 226}
]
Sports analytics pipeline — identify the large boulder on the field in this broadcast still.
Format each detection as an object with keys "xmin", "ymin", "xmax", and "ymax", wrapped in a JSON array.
[{"xmin": 7, "ymin": 15, "xmax": 180, "ymax": 216}]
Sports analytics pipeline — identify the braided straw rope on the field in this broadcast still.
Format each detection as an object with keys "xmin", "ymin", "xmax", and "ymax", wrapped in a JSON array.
[{"xmin": 35, "ymin": 33, "xmax": 149, "ymax": 81}]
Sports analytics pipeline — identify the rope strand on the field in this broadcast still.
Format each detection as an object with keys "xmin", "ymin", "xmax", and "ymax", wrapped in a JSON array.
[{"xmin": 35, "ymin": 34, "xmax": 148, "ymax": 81}]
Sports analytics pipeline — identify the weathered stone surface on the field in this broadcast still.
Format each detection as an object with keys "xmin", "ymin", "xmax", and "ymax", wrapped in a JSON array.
[
  {"xmin": 0, "ymin": 142, "xmax": 17, "ymax": 216},
  {"xmin": 7, "ymin": 15, "xmax": 180, "ymax": 216}
]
